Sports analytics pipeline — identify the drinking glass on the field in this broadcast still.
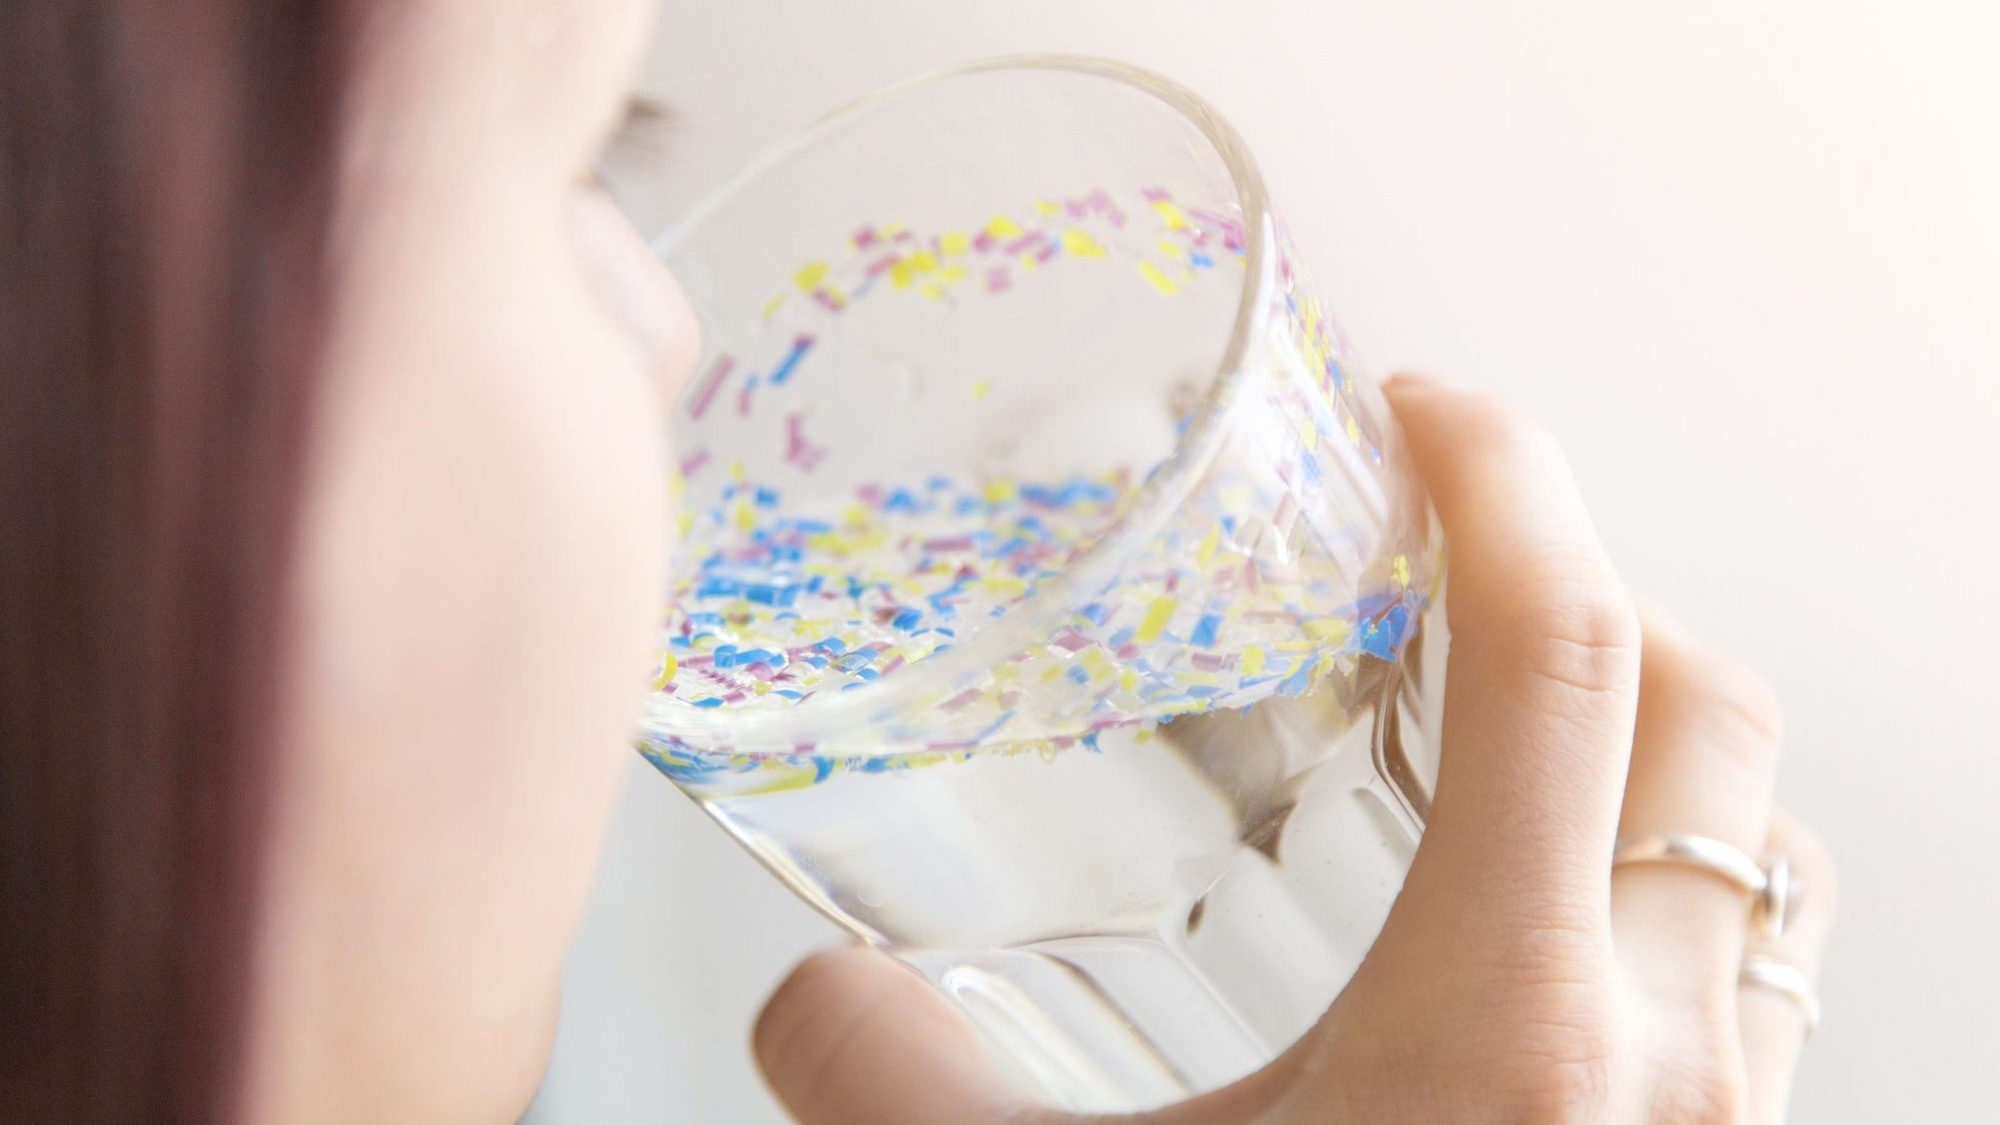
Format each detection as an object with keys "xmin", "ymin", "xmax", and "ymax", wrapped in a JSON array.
[{"xmin": 632, "ymin": 56, "xmax": 1445, "ymax": 1112}]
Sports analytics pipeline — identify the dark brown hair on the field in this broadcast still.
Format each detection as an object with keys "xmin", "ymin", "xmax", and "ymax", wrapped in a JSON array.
[{"xmin": 2, "ymin": 3, "xmax": 353, "ymax": 1120}]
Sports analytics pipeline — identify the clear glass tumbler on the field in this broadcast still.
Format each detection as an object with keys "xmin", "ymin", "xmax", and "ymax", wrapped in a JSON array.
[{"xmin": 634, "ymin": 56, "xmax": 1445, "ymax": 1112}]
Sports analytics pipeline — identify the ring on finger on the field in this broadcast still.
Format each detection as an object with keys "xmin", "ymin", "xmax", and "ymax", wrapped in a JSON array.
[
  {"xmin": 1612, "ymin": 832, "xmax": 1798, "ymax": 939},
  {"xmin": 1739, "ymin": 954, "xmax": 1822, "ymax": 1040}
]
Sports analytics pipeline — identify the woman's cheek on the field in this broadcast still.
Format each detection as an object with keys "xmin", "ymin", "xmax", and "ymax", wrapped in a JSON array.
[{"xmin": 512, "ymin": 301, "xmax": 671, "ymax": 804}]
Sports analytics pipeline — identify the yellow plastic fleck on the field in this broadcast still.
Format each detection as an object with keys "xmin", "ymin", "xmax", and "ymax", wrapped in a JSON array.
[
  {"xmin": 1392, "ymin": 554, "xmax": 1411, "ymax": 590},
  {"xmin": 1137, "ymin": 260, "xmax": 1179, "ymax": 295},
  {"xmin": 1304, "ymin": 619, "xmax": 1352, "ymax": 644},
  {"xmin": 1034, "ymin": 199, "xmax": 1060, "ymax": 216},
  {"xmin": 746, "ymin": 768, "xmax": 818, "ymax": 796},
  {"xmin": 1060, "ymin": 228, "xmax": 1107, "ymax": 258},
  {"xmin": 983, "ymin": 576, "xmax": 1027, "ymax": 599},
  {"xmin": 761, "ymin": 292, "xmax": 786, "ymax": 319},
  {"xmin": 985, "ymin": 214, "xmax": 1023, "ymax": 239},
  {"xmin": 794, "ymin": 261, "xmax": 830, "ymax": 291},
  {"xmin": 650, "ymin": 653, "xmax": 678, "ymax": 691},
  {"xmin": 1079, "ymin": 647, "xmax": 1114, "ymax": 680},
  {"xmin": 982, "ymin": 478, "xmax": 1018, "ymax": 504},
  {"xmin": 940, "ymin": 230, "xmax": 971, "ymax": 256},
  {"xmin": 889, "ymin": 259, "xmax": 917, "ymax": 289},
  {"xmin": 970, "ymin": 379, "xmax": 992, "ymax": 400},
  {"xmin": 1136, "ymin": 596, "xmax": 1178, "ymax": 643},
  {"xmin": 1157, "ymin": 238, "xmax": 1185, "ymax": 259},
  {"xmin": 1346, "ymin": 416, "xmax": 1362, "ymax": 445},
  {"xmin": 1151, "ymin": 199, "xmax": 1191, "ymax": 229},
  {"xmin": 1197, "ymin": 527, "xmax": 1221, "ymax": 569},
  {"xmin": 1242, "ymin": 645, "xmax": 1266, "ymax": 678}
]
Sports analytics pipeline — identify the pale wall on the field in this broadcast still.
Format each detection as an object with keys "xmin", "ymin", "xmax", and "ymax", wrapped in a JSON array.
[{"xmin": 528, "ymin": 2, "xmax": 2000, "ymax": 1120}]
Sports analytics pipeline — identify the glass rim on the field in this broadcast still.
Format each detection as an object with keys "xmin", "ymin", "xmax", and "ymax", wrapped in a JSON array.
[{"xmin": 650, "ymin": 54, "xmax": 1277, "ymax": 752}]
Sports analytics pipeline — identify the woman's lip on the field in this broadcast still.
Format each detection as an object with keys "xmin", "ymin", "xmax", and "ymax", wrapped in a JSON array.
[{"xmin": 569, "ymin": 181, "xmax": 700, "ymax": 399}]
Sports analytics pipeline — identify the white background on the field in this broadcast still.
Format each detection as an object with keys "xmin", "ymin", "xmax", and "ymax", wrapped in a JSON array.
[{"xmin": 527, "ymin": 1, "xmax": 2000, "ymax": 1120}]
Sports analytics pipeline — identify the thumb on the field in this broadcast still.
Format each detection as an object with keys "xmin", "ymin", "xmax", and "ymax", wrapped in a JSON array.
[{"xmin": 752, "ymin": 946, "xmax": 1063, "ymax": 1125}]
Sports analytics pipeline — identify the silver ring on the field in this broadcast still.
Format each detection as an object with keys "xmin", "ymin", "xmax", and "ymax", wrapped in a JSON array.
[
  {"xmin": 1612, "ymin": 833, "xmax": 1797, "ymax": 939},
  {"xmin": 1740, "ymin": 955, "xmax": 1821, "ymax": 1039}
]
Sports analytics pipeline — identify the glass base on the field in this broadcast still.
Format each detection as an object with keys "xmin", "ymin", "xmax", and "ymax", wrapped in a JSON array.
[{"xmin": 899, "ymin": 619, "xmax": 1439, "ymax": 1112}]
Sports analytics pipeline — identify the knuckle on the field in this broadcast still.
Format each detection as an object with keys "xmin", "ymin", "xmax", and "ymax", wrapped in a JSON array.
[
  {"xmin": 1703, "ymin": 661, "xmax": 1785, "ymax": 752},
  {"xmin": 1505, "ymin": 1043, "xmax": 1618, "ymax": 1124},
  {"xmin": 1471, "ymin": 986, "xmax": 1620, "ymax": 1122},
  {"xmin": 1650, "ymin": 636, "xmax": 1786, "ymax": 761},
  {"xmin": 1657, "ymin": 1087, "xmax": 1748, "ymax": 1125},
  {"xmin": 1492, "ymin": 564, "xmax": 1643, "ymax": 700},
  {"xmin": 1478, "ymin": 904, "xmax": 1606, "ymax": 979},
  {"xmin": 1330, "ymin": 973, "xmax": 1624, "ymax": 1124},
  {"xmin": 1651, "ymin": 1040, "xmax": 1750, "ymax": 1125}
]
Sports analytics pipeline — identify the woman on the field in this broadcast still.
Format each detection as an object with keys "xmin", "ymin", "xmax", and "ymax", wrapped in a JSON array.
[{"xmin": 1, "ymin": 1, "xmax": 1832, "ymax": 1122}]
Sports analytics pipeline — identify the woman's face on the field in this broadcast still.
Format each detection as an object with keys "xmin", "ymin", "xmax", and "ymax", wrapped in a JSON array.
[{"xmin": 248, "ymin": 2, "xmax": 696, "ymax": 1120}]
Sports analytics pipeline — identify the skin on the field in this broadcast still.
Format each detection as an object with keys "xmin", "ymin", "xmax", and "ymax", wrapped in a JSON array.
[
  {"xmin": 239, "ymin": 3, "xmax": 1833, "ymax": 1121},
  {"xmin": 246, "ymin": 1, "xmax": 695, "ymax": 1121}
]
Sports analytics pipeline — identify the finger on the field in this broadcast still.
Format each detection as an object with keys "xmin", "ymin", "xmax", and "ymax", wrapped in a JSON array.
[
  {"xmin": 1740, "ymin": 811, "xmax": 1836, "ymax": 1125},
  {"xmin": 753, "ymin": 946, "xmax": 1062, "ymax": 1125},
  {"xmin": 1380, "ymin": 376, "xmax": 1642, "ymax": 927},
  {"xmin": 1612, "ymin": 601, "xmax": 1783, "ymax": 1004}
]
